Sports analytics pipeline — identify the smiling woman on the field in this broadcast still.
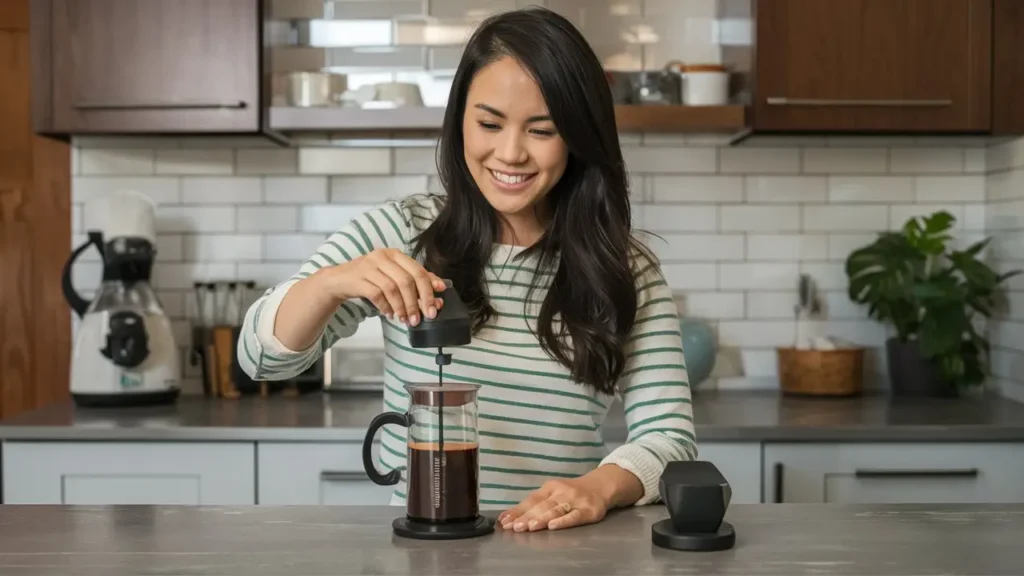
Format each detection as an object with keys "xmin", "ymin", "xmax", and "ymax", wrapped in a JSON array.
[{"xmin": 238, "ymin": 6, "xmax": 696, "ymax": 533}]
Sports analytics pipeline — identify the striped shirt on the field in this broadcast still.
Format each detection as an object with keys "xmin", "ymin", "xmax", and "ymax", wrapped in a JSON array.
[{"xmin": 238, "ymin": 194, "xmax": 697, "ymax": 509}]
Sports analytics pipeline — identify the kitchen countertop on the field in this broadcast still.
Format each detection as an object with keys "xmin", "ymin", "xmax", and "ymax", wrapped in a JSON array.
[
  {"xmin": 1, "ymin": 390, "xmax": 1023, "ymax": 443},
  {"xmin": 0, "ymin": 503, "xmax": 1021, "ymax": 575}
]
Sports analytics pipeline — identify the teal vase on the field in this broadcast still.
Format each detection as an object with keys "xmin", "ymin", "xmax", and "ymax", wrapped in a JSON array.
[{"xmin": 678, "ymin": 317, "xmax": 716, "ymax": 387}]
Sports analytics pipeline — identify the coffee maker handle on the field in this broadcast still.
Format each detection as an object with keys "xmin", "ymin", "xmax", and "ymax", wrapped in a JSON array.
[{"xmin": 362, "ymin": 411, "xmax": 413, "ymax": 486}]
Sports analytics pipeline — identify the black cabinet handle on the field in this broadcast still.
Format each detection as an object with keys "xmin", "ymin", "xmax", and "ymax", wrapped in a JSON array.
[
  {"xmin": 73, "ymin": 100, "xmax": 247, "ymax": 110},
  {"xmin": 855, "ymin": 468, "xmax": 979, "ymax": 478},
  {"xmin": 773, "ymin": 462, "xmax": 783, "ymax": 503}
]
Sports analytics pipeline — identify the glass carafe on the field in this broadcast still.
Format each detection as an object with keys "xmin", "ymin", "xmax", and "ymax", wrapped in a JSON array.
[{"xmin": 362, "ymin": 382, "xmax": 481, "ymax": 523}]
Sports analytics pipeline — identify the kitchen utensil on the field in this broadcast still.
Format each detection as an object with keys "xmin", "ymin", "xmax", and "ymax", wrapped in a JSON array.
[
  {"xmin": 651, "ymin": 460, "xmax": 737, "ymax": 552},
  {"xmin": 211, "ymin": 282, "xmax": 240, "ymax": 399},
  {"xmin": 62, "ymin": 191, "xmax": 180, "ymax": 407},
  {"xmin": 361, "ymin": 279, "xmax": 492, "ymax": 540},
  {"xmin": 285, "ymin": 72, "xmax": 348, "ymax": 107}
]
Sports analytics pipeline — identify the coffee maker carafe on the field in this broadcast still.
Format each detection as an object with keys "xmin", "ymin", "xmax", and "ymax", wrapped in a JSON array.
[
  {"xmin": 362, "ymin": 280, "xmax": 494, "ymax": 540},
  {"xmin": 62, "ymin": 190, "xmax": 181, "ymax": 407}
]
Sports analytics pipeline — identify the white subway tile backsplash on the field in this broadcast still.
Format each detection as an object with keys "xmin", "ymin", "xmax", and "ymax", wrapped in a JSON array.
[
  {"xmin": 720, "ymin": 205, "xmax": 800, "ymax": 232},
  {"xmin": 649, "ymin": 234, "xmax": 744, "ymax": 262},
  {"xmin": 624, "ymin": 147, "xmax": 717, "ymax": 174},
  {"xmin": 660, "ymin": 263, "xmax": 717, "ymax": 290},
  {"xmin": 299, "ymin": 149, "xmax": 392, "ymax": 175},
  {"xmin": 156, "ymin": 149, "xmax": 234, "ymax": 175},
  {"xmin": 331, "ymin": 176, "xmax": 428, "ymax": 204},
  {"xmin": 264, "ymin": 177, "xmax": 329, "ymax": 204},
  {"xmin": 718, "ymin": 321, "xmax": 795, "ymax": 347},
  {"xmin": 300, "ymin": 205, "xmax": 376, "ymax": 233},
  {"xmin": 67, "ymin": 105, "xmax": 1023, "ymax": 397},
  {"xmin": 828, "ymin": 234, "xmax": 874, "ymax": 260},
  {"xmin": 182, "ymin": 177, "xmax": 262, "ymax": 204},
  {"xmin": 265, "ymin": 234, "xmax": 328, "ymax": 261},
  {"xmin": 803, "ymin": 205, "xmax": 888, "ymax": 232},
  {"xmin": 745, "ymin": 234, "xmax": 827, "ymax": 261},
  {"xmin": 157, "ymin": 207, "xmax": 236, "ymax": 233},
  {"xmin": 803, "ymin": 148, "xmax": 887, "ymax": 174},
  {"xmin": 719, "ymin": 148, "xmax": 800, "ymax": 174},
  {"xmin": 639, "ymin": 204, "xmax": 717, "ymax": 232},
  {"xmin": 746, "ymin": 292, "xmax": 797, "ymax": 319},
  {"xmin": 236, "ymin": 149, "xmax": 298, "ymax": 175},
  {"xmin": 394, "ymin": 148, "xmax": 437, "ymax": 175},
  {"xmin": 829, "ymin": 176, "xmax": 913, "ymax": 203},
  {"xmin": 889, "ymin": 148, "xmax": 965, "ymax": 174},
  {"xmin": 678, "ymin": 292, "xmax": 745, "ymax": 319},
  {"xmin": 914, "ymin": 176, "xmax": 985, "ymax": 202},
  {"xmin": 745, "ymin": 176, "xmax": 826, "ymax": 203},
  {"xmin": 73, "ymin": 177, "xmax": 181, "ymax": 205},
  {"xmin": 80, "ymin": 149, "xmax": 155, "ymax": 175},
  {"xmin": 965, "ymin": 149, "xmax": 986, "ymax": 173},
  {"xmin": 238, "ymin": 206, "xmax": 298, "ymax": 232},
  {"xmin": 651, "ymin": 176, "xmax": 743, "ymax": 203},
  {"xmin": 183, "ymin": 235, "xmax": 264, "ymax": 262},
  {"xmin": 719, "ymin": 263, "xmax": 800, "ymax": 290},
  {"xmin": 799, "ymin": 262, "xmax": 847, "ymax": 290}
]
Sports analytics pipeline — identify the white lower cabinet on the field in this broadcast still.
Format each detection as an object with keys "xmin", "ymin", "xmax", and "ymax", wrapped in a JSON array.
[
  {"xmin": 763, "ymin": 442, "xmax": 1024, "ymax": 504},
  {"xmin": 2, "ymin": 442, "xmax": 256, "ymax": 505},
  {"xmin": 257, "ymin": 442, "xmax": 395, "ymax": 505},
  {"xmin": 606, "ymin": 441, "xmax": 763, "ymax": 504}
]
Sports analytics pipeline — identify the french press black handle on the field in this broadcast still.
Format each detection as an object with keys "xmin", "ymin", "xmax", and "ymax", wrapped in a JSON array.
[{"xmin": 362, "ymin": 411, "xmax": 413, "ymax": 486}]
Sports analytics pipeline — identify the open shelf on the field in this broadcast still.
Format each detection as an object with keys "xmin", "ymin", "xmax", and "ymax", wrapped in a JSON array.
[{"xmin": 267, "ymin": 105, "xmax": 748, "ymax": 134}]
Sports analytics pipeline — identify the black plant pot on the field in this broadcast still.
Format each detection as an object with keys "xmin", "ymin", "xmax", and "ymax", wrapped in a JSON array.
[{"xmin": 885, "ymin": 338, "xmax": 957, "ymax": 397}]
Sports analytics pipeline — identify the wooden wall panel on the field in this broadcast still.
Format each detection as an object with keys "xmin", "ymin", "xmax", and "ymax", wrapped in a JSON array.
[{"xmin": 0, "ymin": 3, "xmax": 71, "ymax": 420}]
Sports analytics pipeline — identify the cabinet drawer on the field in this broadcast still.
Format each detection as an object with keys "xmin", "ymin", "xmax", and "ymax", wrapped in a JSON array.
[
  {"xmin": 765, "ymin": 443, "xmax": 1024, "ymax": 504},
  {"xmin": 606, "ymin": 441, "xmax": 762, "ymax": 504},
  {"xmin": 257, "ymin": 442, "xmax": 396, "ymax": 505},
  {"xmin": 2, "ymin": 441, "xmax": 255, "ymax": 505}
]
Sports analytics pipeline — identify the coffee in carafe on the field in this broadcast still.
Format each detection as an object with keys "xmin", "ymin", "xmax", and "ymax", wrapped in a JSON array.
[{"xmin": 362, "ymin": 382, "xmax": 494, "ymax": 539}]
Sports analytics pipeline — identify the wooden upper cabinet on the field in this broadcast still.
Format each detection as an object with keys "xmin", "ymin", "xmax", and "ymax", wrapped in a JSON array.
[
  {"xmin": 31, "ymin": 0, "xmax": 261, "ymax": 134},
  {"xmin": 753, "ymin": 0, "xmax": 992, "ymax": 133}
]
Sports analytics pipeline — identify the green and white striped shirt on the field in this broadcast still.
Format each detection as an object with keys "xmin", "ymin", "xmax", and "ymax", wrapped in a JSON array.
[{"xmin": 238, "ymin": 194, "xmax": 696, "ymax": 508}]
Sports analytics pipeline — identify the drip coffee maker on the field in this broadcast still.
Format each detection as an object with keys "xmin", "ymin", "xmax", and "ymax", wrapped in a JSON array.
[{"xmin": 362, "ymin": 280, "xmax": 495, "ymax": 540}]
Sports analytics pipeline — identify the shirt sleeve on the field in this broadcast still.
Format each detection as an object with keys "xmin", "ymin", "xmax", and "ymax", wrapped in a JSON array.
[
  {"xmin": 237, "ymin": 197, "xmax": 430, "ymax": 381},
  {"xmin": 598, "ymin": 256, "xmax": 698, "ymax": 506}
]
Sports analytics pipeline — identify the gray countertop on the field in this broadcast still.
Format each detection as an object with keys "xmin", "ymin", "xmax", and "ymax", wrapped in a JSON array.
[
  {"xmin": 1, "ymin": 390, "xmax": 1024, "ymax": 443},
  {"xmin": 0, "ymin": 503, "xmax": 1021, "ymax": 575}
]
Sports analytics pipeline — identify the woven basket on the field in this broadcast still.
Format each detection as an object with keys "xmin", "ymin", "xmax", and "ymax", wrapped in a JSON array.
[{"xmin": 776, "ymin": 347, "xmax": 865, "ymax": 397}]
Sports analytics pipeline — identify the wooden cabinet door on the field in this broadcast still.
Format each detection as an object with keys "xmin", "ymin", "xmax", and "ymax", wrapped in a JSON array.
[
  {"xmin": 43, "ymin": 0, "xmax": 259, "ymax": 133},
  {"xmin": 753, "ymin": 0, "xmax": 991, "ymax": 132}
]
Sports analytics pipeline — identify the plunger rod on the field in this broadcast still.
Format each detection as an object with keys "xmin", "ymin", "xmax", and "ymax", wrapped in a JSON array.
[{"xmin": 437, "ymin": 346, "xmax": 444, "ymax": 455}]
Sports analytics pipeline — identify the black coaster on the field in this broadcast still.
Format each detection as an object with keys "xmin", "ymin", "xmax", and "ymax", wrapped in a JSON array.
[
  {"xmin": 651, "ymin": 519, "xmax": 736, "ymax": 551},
  {"xmin": 392, "ymin": 515, "xmax": 495, "ymax": 540}
]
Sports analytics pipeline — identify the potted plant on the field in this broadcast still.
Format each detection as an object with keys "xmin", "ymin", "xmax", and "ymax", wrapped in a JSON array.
[{"xmin": 845, "ymin": 211, "xmax": 1020, "ymax": 397}]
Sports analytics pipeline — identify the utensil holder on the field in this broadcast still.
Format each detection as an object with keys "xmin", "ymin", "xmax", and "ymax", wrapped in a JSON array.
[{"xmin": 776, "ymin": 347, "xmax": 865, "ymax": 397}]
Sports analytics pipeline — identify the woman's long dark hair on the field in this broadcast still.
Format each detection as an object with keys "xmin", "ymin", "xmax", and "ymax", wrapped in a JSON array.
[{"xmin": 412, "ymin": 6, "xmax": 657, "ymax": 396}]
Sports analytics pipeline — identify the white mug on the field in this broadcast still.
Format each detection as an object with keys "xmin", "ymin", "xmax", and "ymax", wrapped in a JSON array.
[{"xmin": 682, "ymin": 66, "xmax": 730, "ymax": 106}]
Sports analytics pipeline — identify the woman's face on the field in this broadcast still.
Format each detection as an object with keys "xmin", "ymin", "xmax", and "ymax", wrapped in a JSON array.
[{"xmin": 462, "ymin": 56, "xmax": 569, "ymax": 225}]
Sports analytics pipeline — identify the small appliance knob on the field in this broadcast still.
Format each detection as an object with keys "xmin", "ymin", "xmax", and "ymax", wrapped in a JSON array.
[{"xmin": 100, "ymin": 310, "xmax": 150, "ymax": 368}]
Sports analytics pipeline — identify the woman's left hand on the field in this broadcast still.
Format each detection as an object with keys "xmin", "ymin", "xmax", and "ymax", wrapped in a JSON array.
[{"xmin": 497, "ymin": 478, "xmax": 609, "ymax": 532}]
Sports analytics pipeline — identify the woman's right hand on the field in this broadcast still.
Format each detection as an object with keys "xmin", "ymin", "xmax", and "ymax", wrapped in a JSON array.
[{"xmin": 325, "ymin": 248, "xmax": 446, "ymax": 326}]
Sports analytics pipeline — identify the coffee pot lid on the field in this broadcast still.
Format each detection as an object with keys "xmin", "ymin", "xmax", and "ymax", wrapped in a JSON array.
[
  {"xmin": 83, "ymin": 190, "xmax": 157, "ymax": 244},
  {"xmin": 404, "ymin": 382, "xmax": 480, "ymax": 407}
]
